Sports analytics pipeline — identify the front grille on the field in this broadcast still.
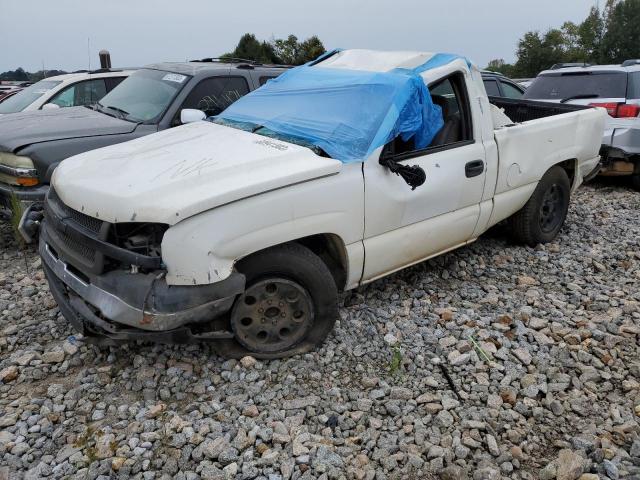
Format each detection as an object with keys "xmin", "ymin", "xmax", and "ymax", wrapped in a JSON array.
[
  {"xmin": 48, "ymin": 188, "xmax": 103, "ymax": 234},
  {"xmin": 43, "ymin": 188, "xmax": 165, "ymax": 276},
  {"xmin": 44, "ymin": 188, "xmax": 109, "ymax": 275},
  {"xmin": 56, "ymin": 228, "xmax": 96, "ymax": 262}
]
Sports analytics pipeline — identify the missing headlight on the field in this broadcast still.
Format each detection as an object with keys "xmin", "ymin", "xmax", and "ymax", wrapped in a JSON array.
[{"xmin": 109, "ymin": 223, "xmax": 169, "ymax": 258}]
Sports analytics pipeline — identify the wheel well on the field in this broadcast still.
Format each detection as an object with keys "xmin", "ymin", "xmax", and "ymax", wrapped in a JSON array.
[
  {"xmin": 294, "ymin": 234, "xmax": 348, "ymax": 292},
  {"xmin": 556, "ymin": 159, "xmax": 576, "ymax": 188}
]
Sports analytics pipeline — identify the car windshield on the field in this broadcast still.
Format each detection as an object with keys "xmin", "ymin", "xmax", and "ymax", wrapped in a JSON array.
[
  {"xmin": 212, "ymin": 118, "xmax": 327, "ymax": 156},
  {"xmin": 0, "ymin": 80, "xmax": 62, "ymax": 114},
  {"xmin": 97, "ymin": 69, "xmax": 190, "ymax": 123},
  {"xmin": 525, "ymin": 71, "xmax": 627, "ymax": 100}
]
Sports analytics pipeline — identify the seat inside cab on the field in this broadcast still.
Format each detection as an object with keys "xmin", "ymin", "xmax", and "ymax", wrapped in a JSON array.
[{"xmin": 384, "ymin": 75, "xmax": 467, "ymax": 156}]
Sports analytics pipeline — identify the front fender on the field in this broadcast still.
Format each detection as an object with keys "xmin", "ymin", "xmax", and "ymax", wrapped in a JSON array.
[{"xmin": 161, "ymin": 162, "xmax": 364, "ymax": 286}]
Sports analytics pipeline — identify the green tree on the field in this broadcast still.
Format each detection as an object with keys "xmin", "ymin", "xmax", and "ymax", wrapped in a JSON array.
[
  {"xmin": 485, "ymin": 59, "xmax": 515, "ymax": 77},
  {"xmin": 221, "ymin": 33, "xmax": 279, "ymax": 64},
  {"xmin": 0, "ymin": 67, "xmax": 29, "ymax": 81},
  {"xmin": 507, "ymin": 0, "xmax": 640, "ymax": 77},
  {"xmin": 577, "ymin": 6, "xmax": 605, "ymax": 61},
  {"xmin": 273, "ymin": 34, "xmax": 326, "ymax": 65},
  {"xmin": 601, "ymin": 0, "xmax": 640, "ymax": 62},
  {"xmin": 222, "ymin": 33, "xmax": 326, "ymax": 65},
  {"xmin": 512, "ymin": 31, "xmax": 547, "ymax": 77},
  {"xmin": 298, "ymin": 36, "xmax": 326, "ymax": 64},
  {"xmin": 273, "ymin": 35, "xmax": 300, "ymax": 65},
  {"xmin": 561, "ymin": 21, "xmax": 582, "ymax": 60}
]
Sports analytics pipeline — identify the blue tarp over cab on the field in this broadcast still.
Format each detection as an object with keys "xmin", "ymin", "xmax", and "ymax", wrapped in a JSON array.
[{"xmin": 215, "ymin": 60, "xmax": 445, "ymax": 163}]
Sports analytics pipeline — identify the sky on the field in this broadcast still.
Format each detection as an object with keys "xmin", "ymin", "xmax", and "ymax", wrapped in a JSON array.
[{"xmin": 0, "ymin": 0, "xmax": 600, "ymax": 72}]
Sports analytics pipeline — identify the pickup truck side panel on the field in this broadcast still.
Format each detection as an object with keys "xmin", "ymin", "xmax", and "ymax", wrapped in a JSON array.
[
  {"xmin": 160, "ymin": 162, "xmax": 365, "ymax": 287},
  {"xmin": 485, "ymin": 108, "xmax": 604, "ymax": 229}
]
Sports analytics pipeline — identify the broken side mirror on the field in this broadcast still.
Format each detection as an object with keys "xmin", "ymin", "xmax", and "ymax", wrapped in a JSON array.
[
  {"xmin": 180, "ymin": 109, "xmax": 206, "ymax": 124},
  {"xmin": 380, "ymin": 156, "xmax": 426, "ymax": 190}
]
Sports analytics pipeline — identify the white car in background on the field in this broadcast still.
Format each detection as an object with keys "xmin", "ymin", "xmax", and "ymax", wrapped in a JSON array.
[
  {"xmin": 525, "ymin": 61, "xmax": 640, "ymax": 188},
  {"xmin": 0, "ymin": 69, "xmax": 132, "ymax": 115}
]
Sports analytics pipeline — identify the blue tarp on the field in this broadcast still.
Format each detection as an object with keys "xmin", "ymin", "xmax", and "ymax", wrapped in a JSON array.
[{"xmin": 215, "ymin": 53, "xmax": 466, "ymax": 163}]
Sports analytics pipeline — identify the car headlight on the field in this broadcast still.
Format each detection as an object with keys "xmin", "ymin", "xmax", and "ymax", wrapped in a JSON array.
[{"xmin": 0, "ymin": 152, "xmax": 38, "ymax": 186}]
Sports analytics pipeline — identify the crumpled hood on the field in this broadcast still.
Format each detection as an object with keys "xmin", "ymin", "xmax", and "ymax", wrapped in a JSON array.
[
  {"xmin": 53, "ymin": 121, "xmax": 342, "ymax": 225},
  {"xmin": 0, "ymin": 107, "xmax": 137, "ymax": 153}
]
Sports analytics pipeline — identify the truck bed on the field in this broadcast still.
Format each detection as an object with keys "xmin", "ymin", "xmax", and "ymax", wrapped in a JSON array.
[
  {"xmin": 488, "ymin": 96, "xmax": 591, "ymax": 123},
  {"xmin": 489, "ymin": 98, "xmax": 605, "ymax": 214}
]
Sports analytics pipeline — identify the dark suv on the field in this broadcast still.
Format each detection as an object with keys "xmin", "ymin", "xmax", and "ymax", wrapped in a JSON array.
[
  {"xmin": 481, "ymin": 71, "xmax": 526, "ymax": 99},
  {"xmin": 0, "ymin": 59, "xmax": 289, "ymax": 215}
]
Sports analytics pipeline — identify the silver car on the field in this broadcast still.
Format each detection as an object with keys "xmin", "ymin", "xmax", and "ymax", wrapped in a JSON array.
[{"xmin": 525, "ymin": 61, "xmax": 640, "ymax": 188}]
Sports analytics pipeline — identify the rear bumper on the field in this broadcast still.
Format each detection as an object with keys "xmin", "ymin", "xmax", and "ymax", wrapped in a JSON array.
[
  {"xmin": 40, "ymin": 226, "xmax": 245, "ymax": 342},
  {"xmin": 599, "ymin": 145, "xmax": 639, "ymax": 176},
  {"xmin": 602, "ymin": 120, "xmax": 640, "ymax": 157}
]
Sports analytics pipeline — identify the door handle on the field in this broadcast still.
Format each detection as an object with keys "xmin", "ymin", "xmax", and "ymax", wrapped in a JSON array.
[{"xmin": 465, "ymin": 160, "xmax": 484, "ymax": 178}]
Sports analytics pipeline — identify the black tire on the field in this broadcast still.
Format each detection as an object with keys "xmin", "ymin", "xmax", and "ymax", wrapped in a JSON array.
[
  {"xmin": 631, "ymin": 174, "xmax": 640, "ymax": 191},
  {"xmin": 509, "ymin": 166, "xmax": 571, "ymax": 247},
  {"xmin": 228, "ymin": 243, "xmax": 338, "ymax": 359}
]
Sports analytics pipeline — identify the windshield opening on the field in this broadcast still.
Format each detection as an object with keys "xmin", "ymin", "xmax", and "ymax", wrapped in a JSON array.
[
  {"xmin": 0, "ymin": 80, "xmax": 62, "ymax": 114},
  {"xmin": 97, "ymin": 69, "xmax": 190, "ymax": 123},
  {"xmin": 525, "ymin": 72, "xmax": 627, "ymax": 100},
  {"xmin": 212, "ymin": 118, "xmax": 329, "ymax": 157}
]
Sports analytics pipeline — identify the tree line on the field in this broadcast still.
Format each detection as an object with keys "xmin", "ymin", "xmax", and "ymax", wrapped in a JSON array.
[
  {"xmin": 7, "ymin": 1, "xmax": 639, "ymax": 84},
  {"xmin": 221, "ymin": 33, "xmax": 326, "ymax": 65},
  {"xmin": 0, "ymin": 33, "xmax": 325, "ymax": 81},
  {"xmin": 0, "ymin": 68, "xmax": 68, "ymax": 82},
  {"xmin": 487, "ymin": 0, "xmax": 640, "ymax": 78}
]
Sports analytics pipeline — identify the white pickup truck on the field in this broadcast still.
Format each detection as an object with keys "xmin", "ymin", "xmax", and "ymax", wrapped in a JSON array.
[{"xmin": 38, "ymin": 50, "xmax": 605, "ymax": 358}]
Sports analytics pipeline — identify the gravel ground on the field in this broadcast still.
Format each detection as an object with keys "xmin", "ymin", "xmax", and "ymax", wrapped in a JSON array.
[{"xmin": 0, "ymin": 181, "xmax": 639, "ymax": 480}]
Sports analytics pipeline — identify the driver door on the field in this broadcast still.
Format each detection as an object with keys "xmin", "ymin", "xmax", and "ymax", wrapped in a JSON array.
[{"xmin": 362, "ymin": 73, "xmax": 486, "ymax": 282}]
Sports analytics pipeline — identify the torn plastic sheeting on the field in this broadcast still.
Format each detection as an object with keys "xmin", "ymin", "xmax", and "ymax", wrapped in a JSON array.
[
  {"xmin": 216, "ymin": 64, "xmax": 444, "ymax": 163},
  {"xmin": 412, "ymin": 53, "xmax": 472, "ymax": 73}
]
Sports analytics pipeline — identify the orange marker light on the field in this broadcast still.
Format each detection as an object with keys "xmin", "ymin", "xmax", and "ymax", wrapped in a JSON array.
[{"xmin": 16, "ymin": 177, "xmax": 38, "ymax": 187}]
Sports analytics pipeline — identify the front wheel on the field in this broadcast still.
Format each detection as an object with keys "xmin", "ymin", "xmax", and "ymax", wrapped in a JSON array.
[
  {"xmin": 228, "ymin": 243, "xmax": 338, "ymax": 359},
  {"xmin": 509, "ymin": 166, "xmax": 571, "ymax": 247}
]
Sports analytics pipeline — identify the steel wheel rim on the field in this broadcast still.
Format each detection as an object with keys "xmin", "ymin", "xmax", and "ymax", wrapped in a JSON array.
[
  {"xmin": 230, "ymin": 278, "xmax": 314, "ymax": 353},
  {"xmin": 539, "ymin": 183, "xmax": 565, "ymax": 233}
]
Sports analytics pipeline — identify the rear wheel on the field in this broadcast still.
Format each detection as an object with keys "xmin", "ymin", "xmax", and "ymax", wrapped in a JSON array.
[
  {"xmin": 631, "ymin": 174, "xmax": 640, "ymax": 191},
  {"xmin": 229, "ymin": 243, "xmax": 338, "ymax": 358},
  {"xmin": 509, "ymin": 166, "xmax": 571, "ymax": 246}
]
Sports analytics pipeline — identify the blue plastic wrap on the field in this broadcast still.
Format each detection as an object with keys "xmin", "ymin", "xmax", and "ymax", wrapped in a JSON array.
[
  {"xmin": 412, "ymin": 53, "xmax": 471, "ymax": 73},
  {"xmin": 216, "ymin": 56, "xmax": 454, "ymax": 163}
]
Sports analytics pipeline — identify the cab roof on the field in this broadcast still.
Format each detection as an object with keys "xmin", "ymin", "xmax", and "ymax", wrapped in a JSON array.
[
  {"xmin": 41, "ymin": 70, "xmax": 135, "ymax": 82},
  {"xmin": 144, "ymin": 60, "xmax": 290, "ymax": 77},
  {"xmin": 314, "ymin": 49, "xmax": 473, "ymax": 73}
]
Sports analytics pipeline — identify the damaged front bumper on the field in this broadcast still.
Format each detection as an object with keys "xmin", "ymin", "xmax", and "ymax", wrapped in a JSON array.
[
  {"xmin": 40, "ymin": 227, "xmax": 245, "ymax": 344},
  {"xmin": 0, "ymin": 182, "xmax": 49, "ymax": 219}
]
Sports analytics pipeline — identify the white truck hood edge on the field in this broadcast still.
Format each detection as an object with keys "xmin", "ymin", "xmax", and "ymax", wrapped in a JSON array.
[{"xmin": 52, "ymin": 122, "xmax": 343, "ymax": 225}]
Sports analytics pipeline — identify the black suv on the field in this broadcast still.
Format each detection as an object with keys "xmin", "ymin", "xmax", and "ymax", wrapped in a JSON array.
[
  {"xmin": 0, "ymin": 59, "xmax": 289, "ymax": 215},
  {"xmin": 481, "ymin": 71, "xmax": 526, "ymax": 98}
]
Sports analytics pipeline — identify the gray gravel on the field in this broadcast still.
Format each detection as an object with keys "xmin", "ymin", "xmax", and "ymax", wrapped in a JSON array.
[{"xmin": 1, "ymin": 181, "xmax": 639, "ymax": 480}]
